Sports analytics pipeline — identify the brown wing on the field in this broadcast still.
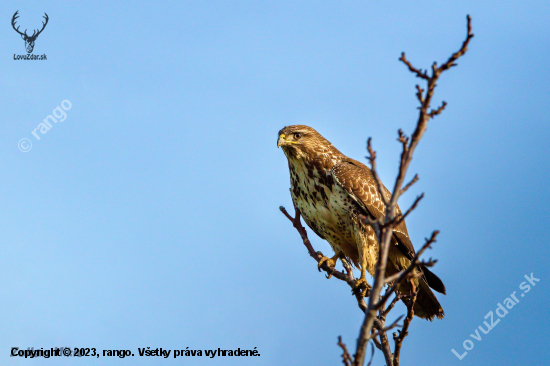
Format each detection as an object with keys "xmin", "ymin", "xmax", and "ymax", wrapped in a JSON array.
[
  {"xmin": 331, "ymin": 158, "xmax": 446, "ymax": 295},
  {"xmin": 331, "ymin": 159, "xmax": 416, "ymax": 258}
]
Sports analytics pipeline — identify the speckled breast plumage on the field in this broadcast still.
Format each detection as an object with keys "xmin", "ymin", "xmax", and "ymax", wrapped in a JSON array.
[{"xmin": 286, "ymin": 156, "xmax": 378, "ymax": 270}]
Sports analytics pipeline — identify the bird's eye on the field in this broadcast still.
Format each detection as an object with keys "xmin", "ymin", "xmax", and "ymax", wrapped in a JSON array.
[{"xmin": 294, "ymin": 133, "xmax": 302, "ymax": 139}]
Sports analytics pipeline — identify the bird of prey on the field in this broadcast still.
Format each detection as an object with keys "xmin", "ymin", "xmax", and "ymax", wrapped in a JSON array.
[{"xmin": 278, "ymin": 125, "xmax": 445, "ymax": 320}]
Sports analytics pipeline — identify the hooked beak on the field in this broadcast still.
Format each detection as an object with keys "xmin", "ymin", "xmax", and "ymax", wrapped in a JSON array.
[{"xmin": 277, "ymin": 134, "xmax": 286, "ymax": 148}]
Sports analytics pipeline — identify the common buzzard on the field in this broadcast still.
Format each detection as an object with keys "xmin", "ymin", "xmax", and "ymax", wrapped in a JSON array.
[{"xmin": 278, "ymin": 125, "xmax": 445, "ymax": 320}]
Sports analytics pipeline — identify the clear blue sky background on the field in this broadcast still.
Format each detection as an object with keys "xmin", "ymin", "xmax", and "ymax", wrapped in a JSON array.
[{"xmin": 2, "ymin": 1, "xmax": 549, "ymax": 365}]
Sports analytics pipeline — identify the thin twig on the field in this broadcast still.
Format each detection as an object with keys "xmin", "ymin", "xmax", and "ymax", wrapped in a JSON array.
[
  {"xmin": 390, "ymin": 193, "xmax": 424, "ymax": 227},
  {"xmin": 371, "ymin": 334, "xmax": 382, "ymax": 351},
  {"xmin": 382, "ymin": 293, "xmax": 403, "ymax": 317},
  {"xmin": 438, "ymin": 15, "xmax": 474, "ymax": 72},
  {"xmin": 370, "ymin": 315, "xmax": 404, "ymax": 339},
  {"xmin": 366, "ymin": 138, "xmax": 389, "ymax": 206},
  {"xmin": 428, "ymin": 101, "xmax": 447, "ymax": 118},
  {"xmin": 399, "ymin": 53, "xmax": 429, "ymax": 80},
  {"xmin": 393, "ymin": 285, "xmax": 418, "ymax": 366},
  {"xmin": 400, "ymin": 174, "xmax": 419, "ymax": 195},
  {"xmin": 338, "ymin": 336, "xmax": 353, "ymax": 366},
  {"xmin": 415, "ymin": 85, "xmax": 425, "ymax": 104}
]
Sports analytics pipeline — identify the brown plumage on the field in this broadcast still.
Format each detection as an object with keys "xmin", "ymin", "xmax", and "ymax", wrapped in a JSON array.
[{"xmin": 278, "ymin": 125, "xmax": 445, "ymax": 320}]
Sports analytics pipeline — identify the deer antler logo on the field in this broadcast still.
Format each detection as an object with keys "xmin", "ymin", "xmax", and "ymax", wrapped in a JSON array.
[{"xmin": 12, "ymin": 11, "xmax": 49, "ymax": 54}]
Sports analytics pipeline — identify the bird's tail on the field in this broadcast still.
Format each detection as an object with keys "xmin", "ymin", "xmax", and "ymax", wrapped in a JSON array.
[
  {"xmin": 414, "ymin": 279, "xmax": 445, "ymax": 320},
  {"xmin": 398, "ymin": 275, "xmax": 445, "ymax": 321}
]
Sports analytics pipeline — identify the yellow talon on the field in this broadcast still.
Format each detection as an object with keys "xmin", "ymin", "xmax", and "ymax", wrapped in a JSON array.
[
  {"xmin": 316, "ymin": 251, "xmax": 342, "ymax": 279},
  {"xmin": 353, "ymin": 278, "xmax": 371, "ymax": 297},
  {"xmin": 353, "ymin": 268, "xmax": 371, "ymax": 297}
]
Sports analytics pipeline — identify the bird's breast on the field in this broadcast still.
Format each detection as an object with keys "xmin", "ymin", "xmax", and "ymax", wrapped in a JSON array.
[{"xmin": 288, "ymin": 161, "xmax": 355, "ymax": 244}]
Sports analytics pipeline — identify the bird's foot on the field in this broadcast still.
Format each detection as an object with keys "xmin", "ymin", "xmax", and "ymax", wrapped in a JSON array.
[
  {"xmin": 353, "ymin": 277, "xmax": 371, "ymax": 297},
  {"xmin": 316, "ymin": 251, "xmax": 339, "ymax": 279}
]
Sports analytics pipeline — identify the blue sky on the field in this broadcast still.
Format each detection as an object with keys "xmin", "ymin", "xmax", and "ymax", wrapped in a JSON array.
[{"xmin": 2, "ymin": 1, "xmax": 549, "ymax": 365}]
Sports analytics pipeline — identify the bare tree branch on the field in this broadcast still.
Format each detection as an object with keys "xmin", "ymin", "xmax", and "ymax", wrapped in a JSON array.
[
  {"xmin": 279, "ymin": 205, "xmax": 369, "ymax": 313},
  {"xmin": 353, "ymin": 15, "xmax": 473, "ymax": 366},
  {"xmin": 280, "ymin": 15, "xmax": 473, "ymax": 366},
  {"xmin": 372, "ymin": 319, "xmax": 393, "ymax": 364}
]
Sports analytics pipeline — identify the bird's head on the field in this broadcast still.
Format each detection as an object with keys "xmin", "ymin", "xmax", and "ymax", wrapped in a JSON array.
[{"xmin": 277, "ymin": 125, "xmax": 340, "ymax": 160}]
